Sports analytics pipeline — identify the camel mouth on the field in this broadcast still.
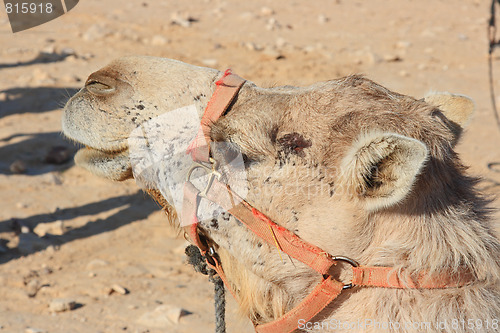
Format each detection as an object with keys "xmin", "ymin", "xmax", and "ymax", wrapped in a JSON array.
[{"xmin": 74, "ymin": 146, "xmax": 132, "ymax": 181}]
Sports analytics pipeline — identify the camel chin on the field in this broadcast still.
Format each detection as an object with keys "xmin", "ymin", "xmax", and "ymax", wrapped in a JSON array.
[{"xmin": 74, "ymin": 147, "xmax": 132, "ymax": 181}]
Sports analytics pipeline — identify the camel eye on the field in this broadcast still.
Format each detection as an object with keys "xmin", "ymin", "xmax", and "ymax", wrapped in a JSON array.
[{"xmin": 85, "ymin": 80, "xmax": 115, "ymax": 95}]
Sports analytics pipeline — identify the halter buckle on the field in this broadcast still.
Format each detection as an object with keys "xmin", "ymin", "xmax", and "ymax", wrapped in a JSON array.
[{"xmin": 186, "ymin": 157, "xmax": 222, "ymax": 198}]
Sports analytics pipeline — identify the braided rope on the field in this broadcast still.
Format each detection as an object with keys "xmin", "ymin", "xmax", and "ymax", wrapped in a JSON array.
[{"xmin": 185, "ymin": 245, "xmax": 226, "ymax": 333}]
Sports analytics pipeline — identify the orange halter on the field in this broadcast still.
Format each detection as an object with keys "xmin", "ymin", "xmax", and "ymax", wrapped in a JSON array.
[{"xmin": 182, "ymin": 70, "xmax": 473, "ymax": 333}]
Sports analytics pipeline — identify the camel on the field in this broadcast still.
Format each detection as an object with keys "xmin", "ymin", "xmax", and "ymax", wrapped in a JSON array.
[{"xmin": 62, "ymin": 56, "xmax": 500, "ymax": 332}]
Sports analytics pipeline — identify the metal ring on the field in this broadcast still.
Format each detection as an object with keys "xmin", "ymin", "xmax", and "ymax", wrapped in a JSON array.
[
  {"xmin": 186, "ymin": 159, "xmax": 221, "ymax": 197},
  {"xmin": 332, "ymin": 256, "xmax": 359, "ymax": 289}
]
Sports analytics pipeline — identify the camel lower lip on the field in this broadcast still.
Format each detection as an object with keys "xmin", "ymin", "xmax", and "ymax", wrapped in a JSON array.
[{"xmin": 74, "ymin": 147, "xmax": 132, "ymax": 181}]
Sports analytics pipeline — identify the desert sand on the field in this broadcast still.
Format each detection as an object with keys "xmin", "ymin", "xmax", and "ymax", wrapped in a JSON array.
[{"xmin": 1, "ymin": 1, "xmax": 499, "ymax": 332}]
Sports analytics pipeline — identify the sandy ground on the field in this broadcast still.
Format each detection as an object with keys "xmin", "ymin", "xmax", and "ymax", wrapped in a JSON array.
[{"xmin": 1, "ymin": 1, "xmax": 500, "ymax": 332}]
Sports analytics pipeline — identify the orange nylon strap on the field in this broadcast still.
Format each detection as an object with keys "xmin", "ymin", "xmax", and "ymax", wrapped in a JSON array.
[
  {"xmin": 205, "ymin": 178, "xmax": 337, "ymax": 275},
  {"xmin": 352, "ymin": 266, "xmax": 473, "ymax": 289},
  {"xmin": 187, "ymin": 69, "xmax": 246, "ymax": 162},
  {"xmin": 182, "ymin": 181, "xmax": 208, "ymax": 252},
  {"xmin": 255, "ymin": 277, "xmax": 344, "ymax": 333}
]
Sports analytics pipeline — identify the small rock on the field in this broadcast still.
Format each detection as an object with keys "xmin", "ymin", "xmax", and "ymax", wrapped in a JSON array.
[
  {"xmin": 382, "ymin": 54, "xmax": 402, "ymax": 62},
  {"xmin": 41, "ymin": 173, "xmax": 63, "ymax": 186},
  {"xmin": 166, "ymin": 307, "xmax": 184, "ymax": 324},
  {"xmin": 201, "ymin": 59, "xmax": 218, "ymax": 67},
  {"xmin": 302, "ymin": 45, "xmax": 316, "ymax": 54},
  {"xmin": 262, "ymin": 46, "xmax": 283, "ymax": 59},
  {"xmin": 45, "ymin": 146, "xmax": 72, "ymax": 164},
  {"xmin": 45, "ymin": 245, "xmax": 57, "ymax": 255},
  {"xmin": 170, "ymin": 12, "xmax": 198, "ymax": 27},
  {"xmin": 417, "ymin": 63, "xmax": 427, "ymax": 71},
  {"xmin": 26, "ymin": 279, "xmax": 41, "ymax": 297},
  {"xmin": 25, "ymin": 328, "xmax": 46, "ymax": 333},
  {"xmin": 41, "ymin": 45, "xmax": 55, "ymax": 54},
  {"xmin": 399, "ymin": 70, "xmax": 410, "ymax": 77},
  {"xmin": 111, "ymin": 284, "xmax": 129, "ymax": 295},
  {"xmin": 16, "ymin": 202, "xmax": 29, "ymax": 209},
  {"xmin": 60, "ymin": 47, "xmax": 76, "ymax": 56},
  {"xmin": 275, "ymin": 37, "xmax": 287, "ymax": 48},
  {"xmin": 396, "ymin": 40, "xmax": 411, "ymax": 49},
  {"xmin": 49, "ymin": 298, "xmax": 77, "ymax": 312},
  {"xmin": 266, "ymin": 18, "xmax": 281, "ymax": 31},
  {"xmin": 10, "ymin": 160, "xmax": 26, "ymax": 174},
  {"xmin": 34, "ymin": 220, "xmax": 65, "ymax": 237},
  {"xmin": 136, "ymin": 305, "xmax": 189, "ymax": 327},
  {"xmin": 318, "ymin": 14, "xmax": 329, "ymax": 24},
  {"xmin": 83, "ymin": 24, "xmax": 109, "ymax": 41},
  {"xmin": 86, "ymin": 259, "xmax": 110, "ymax": 270},
  {"xmin": 260, "ymin": 6, "xmax": 275, "ymax": 16},
  {"xmin": 150, "ymin": 35, "xmax": 169, "ymax": 46},
  {"xmin": 0, "ymin": 92, "xmax": 8, "ymax": 101},
  {"xmin": 244, "ymin": 42, "xmax": 263, "ymax": 51},
  {"xmin": 458, "ymin": 33, "xmax": 468, "ymax": 41}
]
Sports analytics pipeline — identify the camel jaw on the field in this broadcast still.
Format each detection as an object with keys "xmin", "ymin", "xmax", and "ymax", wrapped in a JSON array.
[{"xmin": 74, "ymin": 146, "xmax": 132, "ymax": 181}]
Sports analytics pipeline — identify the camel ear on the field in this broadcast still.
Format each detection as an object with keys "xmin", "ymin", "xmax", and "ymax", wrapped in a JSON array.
[
  {"xmin": 339, "ymin": 132, "xmax": 428, "ymax": 211},
  {"xmin": 424, "ymin": 92, "xmax": 475, "ymax": 127}
]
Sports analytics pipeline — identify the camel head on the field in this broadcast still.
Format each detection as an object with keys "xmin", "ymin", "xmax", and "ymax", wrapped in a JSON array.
[{"xmin": 63, "ymin": 56, "xmax": 500, "ymax": 328}]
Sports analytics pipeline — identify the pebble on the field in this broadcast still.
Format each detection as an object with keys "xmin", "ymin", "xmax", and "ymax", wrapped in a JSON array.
[
  {"xmin": 41, "ymin": 173, "xmax": 63, "ymax": 186},
  {"xmin": 111, "ymin": 284, "xmax": 129, "ymax": 295},
  {"xmin": 170, "ymin": 12, "xmax": 197, "ymax": 28},
  {"xmin": 262, "ymin": 46, "xmax": 283, "ymax": 60},
  {"xmin": 318, "ymin": 14, "xmax": 329, "ymax": 24},
  {"xmin": 150, "ymin": 35, "xmax": 169, "ymax": 46},
  {"xmin": 86, "ymin": 259, "xmax": 110, "ymax": 270},
  {"xmin": 399, "ymin": 70, "xmax": 410, "ymax": 77},
  {"xmin": 136, "ymin": 305, "xmax": 188, "ymax": 327},
  {"xmin": 60, "ymin": 47, "xmax": 76, "ymax": 56},
  {"xmin": 276, "ymin": 37, "xmax": 287, "ymax": 48},
  {"xmin": 16, "ymin": 202, "xmax": 29, "ymax": 209},
  {"xmin": 83, "ymin": 24, "xmax": 109, "ymax": 41},
  {"xmin": 26, "ymin": 279, "xmax": 41, "ymax": 297},
  {"xmin": 396, "ymin": 40, "xmax": 412, "ymax": 49},
  {"xmin": 10, "ymin": 160, "xmax": 26, "ymax": 174},
  {"xmin": 34, "ymin": 220, "xmax": 65, "ymax": 237},
  {"xmin": 382, "ymin": 54, "xmax": 402, "ymax": 62},
  {"xmin": 49, "ymin": 298, "xmax": 77, "ymax": 312},
  {"xmin": 266, "ymin": 18, "xmax": 281, "ymax": 31},
  {"xmin": 25, "ymin": 328, "xmax": 46, "ymax": 333},
  {"xmin": 45, "ymin": 146, "xmax": 72, "ymax": 164},
  {"xmin": 260, "ymin": 6, "xmax": 275, "ymax": 16},
  {"xmin": 244, "ymin": 42, "xmax": 263, "ymax": 52}
]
